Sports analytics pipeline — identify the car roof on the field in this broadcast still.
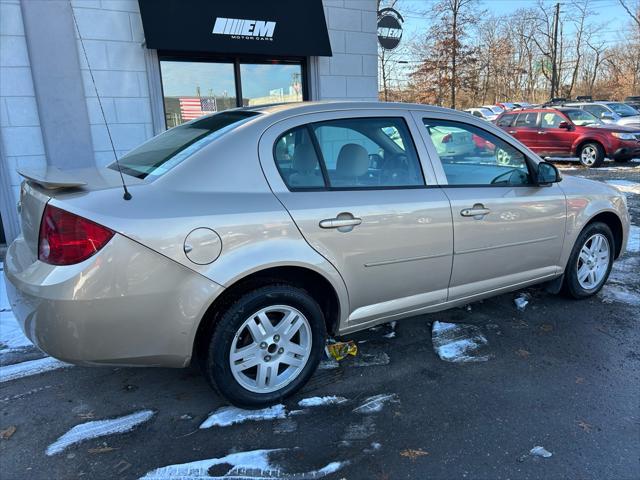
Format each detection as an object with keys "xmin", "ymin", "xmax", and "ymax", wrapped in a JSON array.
[{"xmin": 238, "ymin": 100, "xmax": 457, "ymax": 116}]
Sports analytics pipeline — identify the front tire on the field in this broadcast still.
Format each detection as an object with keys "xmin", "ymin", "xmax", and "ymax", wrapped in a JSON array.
[
  {"xmin": 563, "ymin": 222, "xmax": 614, "ymax": 298},
  {"xmin": 578, "ymin": 142, "xmax": 605, "ymax": 168},
  {"xmin": 203, "ymin": 284, "xmax": 326, "ymax": 407}
]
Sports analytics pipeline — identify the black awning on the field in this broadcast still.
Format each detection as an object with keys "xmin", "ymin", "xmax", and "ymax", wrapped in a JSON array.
[{"xmin": 138, "ymin": 0, "xmax": 332, "ymax": 57}]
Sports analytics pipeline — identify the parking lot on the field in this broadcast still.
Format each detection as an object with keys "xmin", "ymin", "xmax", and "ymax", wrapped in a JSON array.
[{"xmin": 1, "ymin": 160, "xmax": 638, "ymax": 480}]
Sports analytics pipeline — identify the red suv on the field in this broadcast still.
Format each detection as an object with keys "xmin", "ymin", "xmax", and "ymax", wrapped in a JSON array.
[{"xmin": 496, "ymin": 107, "xmax": 640, "ymax": 167}]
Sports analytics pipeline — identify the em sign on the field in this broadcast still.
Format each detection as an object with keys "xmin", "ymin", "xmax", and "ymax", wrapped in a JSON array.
[{"xmin": 377, "ymin": 8, "xmax": 403, "ymax": 50}]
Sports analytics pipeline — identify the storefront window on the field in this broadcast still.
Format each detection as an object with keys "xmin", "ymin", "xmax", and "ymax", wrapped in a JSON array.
[
  {"xmin": 159, "ymin": 57, "xmax": 305, "ymax": 129},
  {"xmin": 160, "ymin": 61, "xmax": 237, "ymax": 128},
  {"xmin": 240, "ymin": 63, "xmax": 303, "ymax": 107}
]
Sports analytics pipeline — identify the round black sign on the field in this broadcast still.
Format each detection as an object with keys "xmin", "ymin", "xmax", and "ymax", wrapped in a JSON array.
[{"xmin": 377, "ymin": 8, "xmax": 403, "ymax": 50}]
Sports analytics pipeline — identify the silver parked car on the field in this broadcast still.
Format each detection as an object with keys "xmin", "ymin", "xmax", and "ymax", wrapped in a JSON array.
[
  {"xmin": 5, "ymin": 102, "xmax": 631, "ymax": 406},
  {"xmin": 565, "ymin": 101, "xmax": 640, "ymax": 128}
]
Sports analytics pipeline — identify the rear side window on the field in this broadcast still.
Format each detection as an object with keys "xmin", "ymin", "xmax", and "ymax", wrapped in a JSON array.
[
  {"xmin": 274, "ymin": 127, "xmax": 324, "ymax": 189},
  {"xmin": 274, "ymin": 117, "xmax": 425, "ymax": 190},
  {"xmin": 514, "ymin": 112, "xmax": 538, "ymax": 127},
  {"xmin": 111, "ymin": 111, "xmax": 260, "ymax": 179},
  {"xmin": 496, "ymin": 113, "xmax": 516, "ymax": 127}
]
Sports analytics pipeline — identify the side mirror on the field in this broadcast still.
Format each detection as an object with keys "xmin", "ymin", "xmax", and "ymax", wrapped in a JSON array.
[
  {"xmin": 536, "ymin": 161, "xmax": 561, "ymax": 185},
  {"xmin": 558, "ymin": 121, "xmax": 570, "ymax": 129},
  {"xmin": 601, "ymin": 113, "xmax": 615, "ymax": 121}
]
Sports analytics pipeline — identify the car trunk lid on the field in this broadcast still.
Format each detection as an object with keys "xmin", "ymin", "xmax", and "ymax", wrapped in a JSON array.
[{"xmin": 16, "ymin": 166, "xmax": 144, "ymax": 259}]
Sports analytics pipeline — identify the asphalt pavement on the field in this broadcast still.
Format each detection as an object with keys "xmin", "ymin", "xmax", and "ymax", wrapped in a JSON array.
[{"xmin": 1, "ymin": 159, "xmax": 638, "ymax": 480}]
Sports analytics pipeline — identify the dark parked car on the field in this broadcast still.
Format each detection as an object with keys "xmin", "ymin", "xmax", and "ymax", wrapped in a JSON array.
[
  {"xmin": 496, "ymin": 107, "xmax": 640, "ymax": 167},
  {"xmin": 624, "ymin": 96, "xmax": 640, "ymax": 111}
]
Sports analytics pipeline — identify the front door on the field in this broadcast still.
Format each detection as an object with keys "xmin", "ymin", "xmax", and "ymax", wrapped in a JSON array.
[
  {"xmin": 416, "ymin": 113, "xmax": 566, "ymax": 301},
  {"xmin": 258, "ymin": 110, "xmax": 453, "ymax": 327},
  {"xmin": 537, "ymin": 111, "xmax": 579, "ymax": 156}
]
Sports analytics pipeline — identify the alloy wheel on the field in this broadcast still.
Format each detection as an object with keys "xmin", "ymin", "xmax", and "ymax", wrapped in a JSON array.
[
  {"xmin": 576, "ymin": 233, "xmax": 610, "ymax": 290},
  {"xmin": 229, "ymin": 305, "xmax": 312, "ymax": 394},
  {"xmin": 580, "ymin": 146, "xmax": 597, "ymax": 166}
]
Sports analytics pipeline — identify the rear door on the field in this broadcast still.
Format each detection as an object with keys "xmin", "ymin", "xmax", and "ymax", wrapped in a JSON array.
[
  {"xmin": 412, "ymin": 112, "xmax": 566, "ymax": 301},
  {"xmin": 258, "ymin": 109, "xmax": 453, "ymax": 328},
  {"xmin": 508, "ymin": 112, "xmax": 541, "ymax": 152}
]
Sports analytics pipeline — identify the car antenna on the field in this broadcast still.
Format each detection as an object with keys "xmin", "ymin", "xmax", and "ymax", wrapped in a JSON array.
[{"xmin": 70, "ymin": 3, "xmax": 132, "ymax": 201}]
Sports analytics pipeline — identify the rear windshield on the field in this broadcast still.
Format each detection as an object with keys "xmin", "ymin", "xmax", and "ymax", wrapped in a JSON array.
[{"xmin": 109, "ymin": 111, "xmax": 260, "ymax": 179}]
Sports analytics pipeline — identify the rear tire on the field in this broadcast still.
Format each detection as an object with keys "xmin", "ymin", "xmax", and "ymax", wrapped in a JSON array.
[
  {"xmin": 613, "ymin": 157, "xmax": 630, "ymax": 163},
  {"xmin": 578, "ymin": 142, "xmax": 605, "ymax": 168},
  {"xmin": 202, "ymin": 284, "xmax": 326, "ymax": 407},
  {"xmin": 563, "ymin": 222, "xmax": 614, "ymax": 299}
]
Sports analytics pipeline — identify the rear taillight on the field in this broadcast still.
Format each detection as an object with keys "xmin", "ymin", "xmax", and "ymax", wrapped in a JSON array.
[{"xmin": 38, "ymin": 204, "xmax": 114, "ymax": 265}]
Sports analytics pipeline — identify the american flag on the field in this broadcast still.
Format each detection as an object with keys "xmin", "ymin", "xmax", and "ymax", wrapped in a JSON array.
[{"xmin": 179, "ymin": 97, "xmax": 217, "ymax": 121}]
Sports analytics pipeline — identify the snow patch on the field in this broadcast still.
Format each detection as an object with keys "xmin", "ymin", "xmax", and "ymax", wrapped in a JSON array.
[
  {"xmin": 138, "ymin": 448, "xmax": 348, "ymax": 480},
  {"xmin": 352, "ymin": 393, "xmax": 399, "ymax": 414},
  {"xmin": 200, "ymin": 404, "xmax": 286, "ymax": 429},
  {"xmin": 600, "ymin": 254, "xmax": 640, "ymax": 307},
  {"xmin": 514, "ymin": 294, "xmax": 529, "ymax": 311},
  {"xmin": 298, "ymin": 396, "xmax": 348, "ymax": 408},
  {"xmin": 432, "ymin": 321, "xmax": 491, "ymax": 363},
  {"xmin": 0, "ymin": 357, "xmax": 72, "ymax": 383},
  {"xmin": 530, "ymin": 446, "xmax": 553, "ymax": 458},
  {"xmin": 46, "ymin": 410, "xmax": 155, "ymax": 456},
  {"xmin": 626, "ymin": 225, "xmax": 639, "ymax": 253},
  {"xmin": 606, "ymin": 179, "xmax": 640, "ymax": 195}
]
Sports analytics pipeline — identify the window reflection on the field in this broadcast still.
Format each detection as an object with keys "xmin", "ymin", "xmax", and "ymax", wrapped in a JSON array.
[
  {"xmin": 160, "ymin": 61, "xmax": 237, "ymax": 128},
  {"xmin": 240, "ymin": 63, "xmax": 302, "ymax": 106}
]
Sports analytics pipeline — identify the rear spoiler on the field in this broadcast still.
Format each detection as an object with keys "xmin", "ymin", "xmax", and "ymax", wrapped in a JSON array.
[{"xmin": 17, "ymin": 167, "xmax": 87, "ymax": 190}]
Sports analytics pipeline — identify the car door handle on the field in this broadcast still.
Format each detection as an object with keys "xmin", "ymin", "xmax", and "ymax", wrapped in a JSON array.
[
  {"xmin": 537, "ymin": 131, "xmax": 546, "ymax": 135},
  {"xmin": 508, "ymin": 130, "xmax": 517, "ymax": 134},
  {"xmin": 460, "ymin": 206, "xmax": 491, "ymax": 218},
  {"xmin": 319, "ymin": 217, "xmax": 362, "ymax": 229}
]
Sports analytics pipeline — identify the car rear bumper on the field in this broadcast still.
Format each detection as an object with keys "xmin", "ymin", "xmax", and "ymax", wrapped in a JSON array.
[{"xmin": 4, "ymin": 233, "xmax": 222, "ymax": 368}]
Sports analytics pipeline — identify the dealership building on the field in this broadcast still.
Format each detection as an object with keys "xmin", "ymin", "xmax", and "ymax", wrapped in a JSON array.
[{"xmin": 0, "ymin": 0, "xmax": 379, "ymax": 243}]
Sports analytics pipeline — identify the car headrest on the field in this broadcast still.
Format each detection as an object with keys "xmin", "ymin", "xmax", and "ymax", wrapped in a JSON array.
[
  {"xmin": 336, "ymin": 143, "xmax": 369, "ymax": 177},
  {"xmin": 292, "ymin": 143, "xmax": 318, "ymax": 173}
]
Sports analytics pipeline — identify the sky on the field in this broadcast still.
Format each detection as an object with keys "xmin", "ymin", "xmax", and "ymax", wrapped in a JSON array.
[
  {"xmin": 394, "ymin": 0, "xmax": 632, "ymax": 45},
  {"xmin": 382, "ymin": 0, "xmax": 635, "ymax": 82}
]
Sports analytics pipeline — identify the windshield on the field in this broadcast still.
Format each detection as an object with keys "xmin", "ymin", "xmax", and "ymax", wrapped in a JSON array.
[
  {"xmin": 486, "ymin": 106, "xmax": 504, "ymax": 114},
  {"xmin": 479, "ymin": 108, "xmax": 495, "ymax": 116},
  {"xmin": 110, "ymin": 111, "xmax": 260, "ymax": 179},
  {"xmin": 606, "ymin": 102, "xmax": 638, "ymax": 117},
  {"xmin": 564, "ymin": 109, "xmax": 602, "ymax": 126}
]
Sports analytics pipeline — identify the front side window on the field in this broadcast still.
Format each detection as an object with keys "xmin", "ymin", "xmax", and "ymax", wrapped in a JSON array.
[
  {"xmin": 273, "ymin": 117, "xmax": 424, "ymax": 190},
  {"xmin": 540, "ymin": 112, "xmax": 566, "ymax": 128},
  {"xmin": 112, "ymin": 111, "xmax": 259, "ymax": 179},
  {"xmin": 422, "ymin": 119, "xmax": 531, "ymax": 186}
]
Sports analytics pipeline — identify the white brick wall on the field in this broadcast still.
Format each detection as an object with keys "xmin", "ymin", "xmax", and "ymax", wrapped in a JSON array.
[
  {"xmin": 316, "ymin": 0, "xmax": 378, "ymax": 101},
  {"xmin": 0, "ymin": 0, "xmax": 46, "ymax": 204},
  {"xmin": 71, "ymin": 0, "xmax": 153, "ymax": 166}
]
